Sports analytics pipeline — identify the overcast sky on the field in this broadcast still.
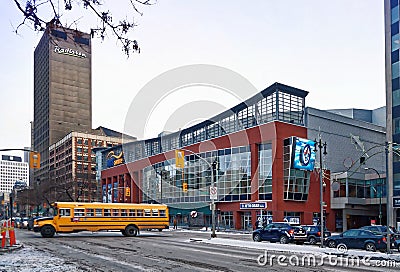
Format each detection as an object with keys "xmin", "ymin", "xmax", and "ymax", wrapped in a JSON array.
[{"xmin": 0, "ymin": 0, "xmax": 385, "ymax": 157}]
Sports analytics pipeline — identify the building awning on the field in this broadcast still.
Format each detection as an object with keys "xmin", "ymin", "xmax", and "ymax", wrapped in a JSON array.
[{"xmin": 168, "ymin": 203, "xmax": 211, "ymax": 216}]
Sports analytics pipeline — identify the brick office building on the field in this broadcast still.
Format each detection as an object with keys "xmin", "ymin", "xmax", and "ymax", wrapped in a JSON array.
[{"xmin": 99, "ymin": 83, "xmax": 334, "ymax": 230}]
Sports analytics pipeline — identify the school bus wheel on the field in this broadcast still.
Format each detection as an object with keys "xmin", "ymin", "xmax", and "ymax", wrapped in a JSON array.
[
  {"xmin": 124, "ymin": 225, "xmax": 139, "ymax": 237},
  {"xmin": 40, "ymin": 225, "xmax": 55, "ymax": 238}
]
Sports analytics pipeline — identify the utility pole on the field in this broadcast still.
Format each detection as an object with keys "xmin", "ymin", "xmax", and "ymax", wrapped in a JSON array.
[
  {"xmin": 385, "ymin": 142, "xmax": 392, "ymax": 254},
  {"xmin": 316, "ymin": 137, "xmax": 327, "ymax": 248}
]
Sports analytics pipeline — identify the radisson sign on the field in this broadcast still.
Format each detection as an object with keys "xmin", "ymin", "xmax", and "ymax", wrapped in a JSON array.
[{"xmin": 54, "ymin": 46, "xmax": 87, "ymax": 58}]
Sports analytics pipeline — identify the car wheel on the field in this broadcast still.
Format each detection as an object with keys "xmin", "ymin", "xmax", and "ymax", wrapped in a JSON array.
[
  {"xmin": 327, "ymin": 240, "xmax": 336, "ymax": 248},
  {"xmin": 365, "ymin": 242, "xmax": 376, "ymax": 252},
  {"xmin": 279, "ymin": 235, "xmax": 289, "ymax": 244},
  {"xmin": 253, "ymin": 234, "xmax": 262, "ymax": 242},
  {"xmin": 309, "ymin": 237, "xmax": 317, "ymax": 245},
  {"xmin": 40, "ymin": 225, "xmax": 55, "ymax": 238},
  {"xmin": 124, "ymin": 225, "xmax": 138, "ymax": 237}
]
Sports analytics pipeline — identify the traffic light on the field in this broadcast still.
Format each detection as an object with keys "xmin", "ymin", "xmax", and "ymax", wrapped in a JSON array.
[
  {"xmin": 182, "ymin": 182, "xmax": 188, "ymax": 192},
  {"xmin": 175, "ymin": 150, "xmax": 185, "ymax": 168},
  {"xmin": 29, "ymin": 151, "xmax": 41, "ymax": 169},
  {"xmin": 125, "ymin": 187, "xmax": 131, "ymax": 197}
]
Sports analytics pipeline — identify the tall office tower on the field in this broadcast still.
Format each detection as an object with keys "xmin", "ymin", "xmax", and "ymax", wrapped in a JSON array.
[
  {"xmin": 33, "ymin": 25, "xmax": 92, "ymax": 183},
  {"xmin": 385, "ymin": 0, "xmax": 400, "ymax": 228}
]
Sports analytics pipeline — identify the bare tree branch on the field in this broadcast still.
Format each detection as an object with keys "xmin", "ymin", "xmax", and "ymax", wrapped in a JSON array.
[{"xmin": 12, "ymin": 0, "xmax": 155, "ymax": 57}]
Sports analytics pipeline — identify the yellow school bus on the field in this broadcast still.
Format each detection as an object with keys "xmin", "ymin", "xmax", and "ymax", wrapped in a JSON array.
[{"xmin": 33, "ymin": 202, "xmax": 169, "ymax": 238}]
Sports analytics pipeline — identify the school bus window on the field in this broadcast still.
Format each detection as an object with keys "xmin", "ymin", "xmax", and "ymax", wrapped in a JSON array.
[
  {"xmin": 95, "ymin": 209, "xmax": 102, "ymax": 216},
  {"xmin": 86, "ymin": 209, "xmax": 94, "ymax": 216},
  {"xmin": 104, "ymin": 209, "xmax": 111, "ymax": 216},
  {"xmin": 112, "ymin": 209, "xmax": 120, "ymax": 216},
  {"xmin": 60, "ymin": 208, "xmax": 71, "ymax": 217},
  {"xmin": 136, "ymin": 209, "xmax": 143, "ymax": 217},
  {"xmin": 144, "ymin": 209, "xmax": 151, "ymax": 217},
  {"xmin": 159, "ymin": 210, "xmax": 166, "ymax": 217},
  {"xmin": 74, "ymin": 208, "xmax": 85, "ymax": 217},
  {"xmin": 121, "ymin": 209, "xmax": 127, "ymax": 217},
  {"xmin": 152, "ymin": 209, "xmax": 159, "ymax": 217},
  {"xmin": 128, "ymin": 209, "xmax": 135, "ymax": 216}
]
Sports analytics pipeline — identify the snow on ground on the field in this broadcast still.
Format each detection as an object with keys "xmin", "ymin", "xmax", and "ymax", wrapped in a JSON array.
[
  {"xmin": 196, "ymin": 237, "xmax": 400, "ymax": 261},
  {"xmin": 0, "ymin": 246, "xmax": 85, "ymax": 272}
]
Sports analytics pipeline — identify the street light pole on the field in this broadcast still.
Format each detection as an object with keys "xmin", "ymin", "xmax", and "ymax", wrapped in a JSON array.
[
  {"xmin": 316, "ymin": 137, "xmax": 327, "ymax": 248},
  {"xmin": 364, "ymin": 167, "xmax": 382, "ymax": 225}
]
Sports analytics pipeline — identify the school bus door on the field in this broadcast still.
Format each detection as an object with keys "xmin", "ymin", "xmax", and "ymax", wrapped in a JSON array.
[{"xmin": 57, "ymin": 208, "xmax": 72, "ymax": 231}]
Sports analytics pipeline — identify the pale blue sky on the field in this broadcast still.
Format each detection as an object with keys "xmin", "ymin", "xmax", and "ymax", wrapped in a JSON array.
[{"xmin": 0, "ymin": 0, "xmax": 385, "ymax": 156}]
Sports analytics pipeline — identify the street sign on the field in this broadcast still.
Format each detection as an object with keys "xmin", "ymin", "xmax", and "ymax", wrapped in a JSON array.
[
  {"xmin": 239, "ymin": 202, "xmax": 267, "ymax": 209},
  {"xmin": 210, "ymin": 186, "xmax": 217, "ymax": 200},
  {"xmin": 394, "ymin": 197, "xmax": 400, "ymax": 208}
]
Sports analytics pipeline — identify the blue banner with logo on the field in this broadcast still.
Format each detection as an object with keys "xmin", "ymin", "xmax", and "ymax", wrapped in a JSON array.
[{"xmin": 292, "ymin": 137, "xmax": 316, "ymax": 171}]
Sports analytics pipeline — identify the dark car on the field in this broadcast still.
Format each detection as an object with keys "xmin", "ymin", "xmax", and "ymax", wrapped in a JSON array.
[
  {"xmin": 20, "ymin": 217, "xmax": 29, "ymax": 229},
  {"xmin": 252, "ymin": 222, "xmax": 295, "ymax": 244},
  {"xmin": 292, "ymin": 226, "xmax": 308, "ymax": 244},
  {"xmin": 325, "ymin": 229, "xmax": 387, "ymax": 252},
  {"xmin": 28, "ymin": 216, "xmax": 42, "ymax": 231},
  {"xmin": 394, "ymin": 238, "xmax": 400, "ymax": 252},
  {"xmin": 359, "ymin": 225, "xmax": 400, "ymax": 249},
  {"xmin": 301, "ymin": 225, "xmax": 331, "ymax": 245},
  {"xmin": 13, "ymin": 217, "xmax": 22, "ymax": 229}
]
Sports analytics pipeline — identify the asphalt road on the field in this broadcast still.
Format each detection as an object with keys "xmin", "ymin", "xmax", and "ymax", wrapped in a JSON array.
[{"xmin": 8, "ymin": 228, "xmax": 400, "ymax": 272}]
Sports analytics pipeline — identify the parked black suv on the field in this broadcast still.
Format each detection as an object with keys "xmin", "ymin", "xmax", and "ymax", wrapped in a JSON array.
[
  {"xmin": 359, "ymin": 225, "xmax": 399, "ymax": 249},
  {"xmin": 253, "ymin": 222, "xmax": 297, "ymax": 244},
  {"xmin": 301, "ymin": 225, "xmax": 331, "ymax": 245}
]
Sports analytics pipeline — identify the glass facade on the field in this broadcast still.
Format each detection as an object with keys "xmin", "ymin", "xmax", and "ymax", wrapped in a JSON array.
[
  {"xmin": 333, "ymin": 177, "xmax": 386, "ymax": 199},
  {"xmin": 112, "ymin": 83, "xmax": 307, "ymax": 170},
  {"xmin": 258, "ymin": 143, "xmax": 273, "ymax": 200},
  {"xmin": 142, "ymin": 146, "xmax": 251, "ymax": 204},
  {"xmin": 283, "ymin": 138, "xmax": 310, "ymax": 201}
]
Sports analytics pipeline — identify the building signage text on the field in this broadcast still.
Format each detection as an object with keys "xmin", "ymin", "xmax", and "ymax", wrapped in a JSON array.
[
  {"xmin": 240, "ymin": 202, "xmax": 267, "ymax": 209},
  {"xmin": 54, "ymin": 46, "xmax": 87, "ymax": 58}
]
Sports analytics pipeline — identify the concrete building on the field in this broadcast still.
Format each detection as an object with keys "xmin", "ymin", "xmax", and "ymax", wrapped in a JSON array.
[
  {"xmin": 384, "ymin": 0, "xmax": 400, "ymax": 229},
  {"xmin": 0, "ymin": 155, "xmax": 29, "ymax": 193},
  {"xmin": 306, "ymin": 107, "xmax": 386, "ymax": 231},
  {"xmin": 48, "ymin": 128, "xmax": 132, "ymax": 203},
  {"xmin": 33, "ymin": 25, "xmax": 92, "ymax": 183}
]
